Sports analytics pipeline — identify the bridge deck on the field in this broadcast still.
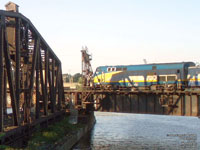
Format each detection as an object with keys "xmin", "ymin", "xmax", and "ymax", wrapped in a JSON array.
[{"xmin": 65, "ymin": 87, "xmax": 200, "ymax": 117}]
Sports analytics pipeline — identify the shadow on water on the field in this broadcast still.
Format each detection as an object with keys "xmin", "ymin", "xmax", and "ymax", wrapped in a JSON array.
[{"xmin": 72, "ymin": 129, "xmax": 93, "ymax": 150}]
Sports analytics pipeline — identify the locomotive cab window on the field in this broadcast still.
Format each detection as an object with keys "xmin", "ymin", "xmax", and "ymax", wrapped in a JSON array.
[
  {"xmin": 112, "ymin": 67, "xmax": 116, "ymax": 71},
  {"xmin": 107, "ymin": 68, "xmax": 111, "ymax": 72},
  {"xmin": 96, "ymin": 68, "xmax": 102, "ymax": 74}
]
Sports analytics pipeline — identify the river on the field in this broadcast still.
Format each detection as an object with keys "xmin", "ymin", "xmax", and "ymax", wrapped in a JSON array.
[{"xmin": 73, "ymin": 112, "xmax": 200, "ymax": 150}]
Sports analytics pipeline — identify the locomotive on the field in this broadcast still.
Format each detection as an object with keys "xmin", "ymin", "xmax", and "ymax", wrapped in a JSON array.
[{"xmin": 93, "ymin": 62, "xmax": 199, "ymax": 89}]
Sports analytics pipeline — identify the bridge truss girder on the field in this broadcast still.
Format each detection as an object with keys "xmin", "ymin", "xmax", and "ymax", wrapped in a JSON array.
[{"xmin": 0, "ymin": 10, "xmax": 65, "ymax": 132}]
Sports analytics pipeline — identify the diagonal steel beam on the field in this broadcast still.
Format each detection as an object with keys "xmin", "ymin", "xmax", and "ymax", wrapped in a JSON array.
[
  {"xmin": 38, "ymin": 49, "xmax": 48, "ymax": 115},
  {"xmin": 59, "ymin": 65, "xmax": 65, "ymax": 103},
  {"xmin": 48, "ymin": 59, "xmax": 53, "ymax": 112},
  {"xmin": 4, "ymin": 21, "xmax": 19, "ymax": 126},
  {"xmin": 0, "ymin": 15, "xmax": 5, "ymax": 132},
  {"xmin": 27, "ymin": 37, "xmax": 40, "ymax": 123},
  {"xmin": 57, "ymin": 65, "xmax": 62, "ymax": 110},
  {"xmin": 51, "ymin": 58, "xmax": 55, "ymax": 113},
  {"xmin": 35, "ymin": 48, "xmax": 40, "ymax": 119},
  {"xmin": 15, "ymin": 18, "xmax": 21, "ymax": 113},
  {"xmin": 45, "ymin": 50, "xmax": 49, "ymax": 113}
]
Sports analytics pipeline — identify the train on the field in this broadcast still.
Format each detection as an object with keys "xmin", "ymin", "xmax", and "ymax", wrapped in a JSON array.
[{"xmin": 93, "ymin": 62, "xmax": 200, "ymax": 89}]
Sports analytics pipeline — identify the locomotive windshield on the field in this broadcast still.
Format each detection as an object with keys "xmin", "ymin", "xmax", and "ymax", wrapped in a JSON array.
[{"xmin": 95, "ymin": 68, "xmax": 102, "ymax": 75}]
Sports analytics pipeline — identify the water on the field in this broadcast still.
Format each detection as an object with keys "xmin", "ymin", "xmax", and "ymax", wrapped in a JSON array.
[{"xmin": 73, "ymin": 112, "xmax": 200, "ymax": 150}]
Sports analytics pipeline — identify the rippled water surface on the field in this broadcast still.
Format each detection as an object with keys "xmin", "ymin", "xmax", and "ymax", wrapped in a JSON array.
[{"xmin": 73, "ymin": 112, "xmax": 200, "ymax": 150}]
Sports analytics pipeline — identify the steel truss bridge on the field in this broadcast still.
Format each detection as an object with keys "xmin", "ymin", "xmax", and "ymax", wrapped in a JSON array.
[{"xmin": 0, "ymin": 3, "xmax": 65, "ymax": 145}]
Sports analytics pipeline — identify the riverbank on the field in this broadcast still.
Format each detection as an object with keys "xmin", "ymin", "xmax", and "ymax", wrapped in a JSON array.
[
  {"xmin": 27, "ymin": 111, "xmax": 95, "ymax": 150},
  {"xmin": 51, "ymin": 112, "xmax": 96, "ymax": 150},
  {"xmin": 49, "ymin": 112, "xmax": 96, "ymax": 150},
  {"xmin": 0, "ymin": 111, "xmax": 96, "ymax": 150}
]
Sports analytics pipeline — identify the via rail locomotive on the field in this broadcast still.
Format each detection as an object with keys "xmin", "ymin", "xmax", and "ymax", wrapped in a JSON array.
[{"xmin": 93, "ymin": 62, "xmax": 200, "ymax": 89}]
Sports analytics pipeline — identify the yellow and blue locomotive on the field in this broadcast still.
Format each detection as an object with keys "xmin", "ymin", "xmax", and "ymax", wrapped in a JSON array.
[{"xmin": 93, "ymin": 62, "xmax": 196, "ymax": 89}]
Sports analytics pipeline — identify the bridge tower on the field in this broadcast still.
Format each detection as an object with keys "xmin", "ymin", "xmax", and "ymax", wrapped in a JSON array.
[{"xmin": 81, "ymin": 46, "xmax": 93, "ymax": 87}]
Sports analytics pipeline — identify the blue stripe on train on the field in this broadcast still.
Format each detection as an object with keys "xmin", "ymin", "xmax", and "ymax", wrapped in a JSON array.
[
  {"xmin": 95, "ymin": 81, "xmax": 184, "ymax": 87},
  {"xmin": 188, "ymin": 81, "xmax": 200, "ymax": 86}
]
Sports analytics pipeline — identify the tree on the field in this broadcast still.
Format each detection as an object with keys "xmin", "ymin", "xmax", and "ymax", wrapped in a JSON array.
[
  {"xmin": 63, "ymin": 73, "xmax": 72, "ymax": 83},
  {"xmin": 73, "ymin": 73, "xmax": 82, "ymax": 82}
]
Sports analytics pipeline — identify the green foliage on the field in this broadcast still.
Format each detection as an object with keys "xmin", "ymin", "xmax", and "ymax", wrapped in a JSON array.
[
  {"xmin": 0, "ymin": 145, "xmax": 13, "ymax": 150},
  {"xmin": 0, "ymin": 134, "xmax": 13, "ymax": 150},
  {"xmin": 64, "ymin": 73, "xmax": 82, "ymax": 83},
  {"xmin": 64, "ymin": 74, "xmax": 72, "ymax": 83},
  {"xmin": 78, "ymin": 77, "xmax": 83, "ymax": 84},
  {"xmin": 0, "ymin": 132, "xmax": 5, "ymax": 139},
  {"xmin": 27, "ymin": 117, "xmax": 83, "ymax": 150},
  {"xmin": 73, "ymin": 73, "xmax": 82, "ymax": 82}
]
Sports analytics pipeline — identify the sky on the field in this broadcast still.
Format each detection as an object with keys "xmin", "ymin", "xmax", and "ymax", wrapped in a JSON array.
[{"xmin": 0, "ymin": 0, "xmax": 200, "ymax": 74}]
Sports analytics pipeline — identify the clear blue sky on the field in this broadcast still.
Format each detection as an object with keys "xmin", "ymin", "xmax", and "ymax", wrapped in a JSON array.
[{"xmin": 0, "ymin": 0, "xmax": 200, "ymax": 74}]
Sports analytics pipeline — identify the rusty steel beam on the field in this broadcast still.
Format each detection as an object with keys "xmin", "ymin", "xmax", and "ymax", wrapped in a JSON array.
[
  {"xmin": 4, "ymin": 21, "xmax": 19, "ymax": 126},
  {"xmin": 25, "ymin": 38, "xmax": 40, "ymax": 123},
  {"xmin": 55, "ymin": 64, "xmax": 59, "ymax": 107},
  {"xmin": 48, "ymin": 60, "xmax": 53, "ymax": 112},
  {"xmin": 29, "ymin": 38, "xmax": 40, "ymax": 99},
  {"xmin": 45, "ymin": 50, "xmax": 49, "ymax": 115},
  {"xmin": 35, "ymin": 50, "xmax": 40, "ymax": 119},
  {"xmin": 57, "ymin": 65, "xmax": 62, "ymax": 110},
  {"xmin": 60, "ymin": 67, "xmax": 65, "ymax": 103},
  {"xmin": 38, "ymin": 49, "xmax": 48, "ymax": 115},
  {"xmin": 15, "ymin": 18, "xmax": 21, "ymax": 113},
  {"xmin": 51, "ymin": 58, "xmax": 55, "ymax": 113},
  {"xmin": 0, "ymin": 15, "xmax": 5, "ymax": 132},
  {"xmin": 3, "ymin": 69, "xmax": 7, "ymax": 116}
]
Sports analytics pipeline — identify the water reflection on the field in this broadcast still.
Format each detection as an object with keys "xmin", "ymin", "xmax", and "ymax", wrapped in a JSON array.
[{"xmin": 73, "ymin": 112, "xmax": 200, "ymax": 150}]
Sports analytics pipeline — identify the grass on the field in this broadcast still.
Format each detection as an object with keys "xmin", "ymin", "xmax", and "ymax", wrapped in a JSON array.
[
  {"xmin": 0, "ymin": 145, "xmax": 14, "ymax": 150},
  {"xmin": 0, "ymin": 116, "xmax": 84, "ymax": 150},
  {"xmin": 0, "ymin": 133, "xmax": 5, "ymax": 139},
  {"xmin": 26, "ymin": 116, "xmax": 83, "ymax": 150}
]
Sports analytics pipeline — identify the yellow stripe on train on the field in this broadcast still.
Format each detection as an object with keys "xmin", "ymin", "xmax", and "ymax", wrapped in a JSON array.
[{"xmin": 94, "ymin": 72, "xmax": 192, "ymax": 84}]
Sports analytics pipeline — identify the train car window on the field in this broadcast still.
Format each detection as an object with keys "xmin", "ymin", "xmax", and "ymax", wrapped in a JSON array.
[
  {"xmin": 167, "ymin": 75, "xmax": 176, "ymax": 81},
  {"xmin": 116, "ymin": 68, "xmax": 122, "ymax": 71},
  {"xmin": 158, "ymin": 76, "xmax": 166, "ymax": 81},
  {"xmin": 112, "ymin": 67, "xmax": 116, "ymax": 71},
  {"xmin": 107, "ymin": 68, "xmax": 111, "ymax": 72},
  {"xmin": 152, "ymin": 66, "xmax": 157, "ymax": 70},
  {"xmin": 123, "ymin": 68, "xmax": 127, "ymax": 71}
]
